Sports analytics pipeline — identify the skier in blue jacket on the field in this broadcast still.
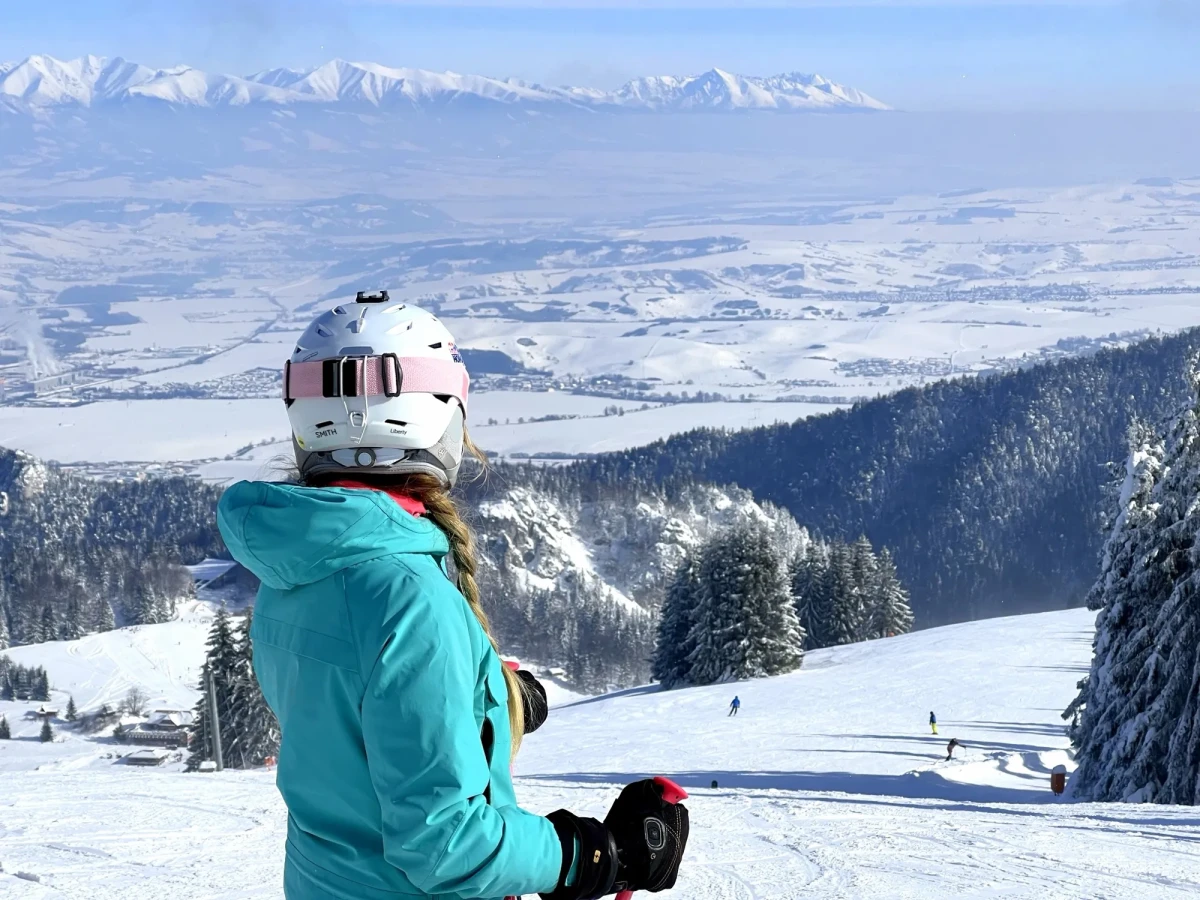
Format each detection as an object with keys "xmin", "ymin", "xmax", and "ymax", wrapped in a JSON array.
[{"xmin": 218, "ymin": 295, "xmax": 689, "ymax": 900}]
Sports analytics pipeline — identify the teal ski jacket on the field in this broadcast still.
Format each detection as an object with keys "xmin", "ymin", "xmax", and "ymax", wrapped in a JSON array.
[{"xmin": 217, "ymin": 481, "xmax": 564, "ymax": 900}]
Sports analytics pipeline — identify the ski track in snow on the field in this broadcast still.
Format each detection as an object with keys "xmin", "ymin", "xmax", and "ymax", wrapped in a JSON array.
[{"xmin": 5, "ymin": 609, "xmax": 1200, "ymax": 898}]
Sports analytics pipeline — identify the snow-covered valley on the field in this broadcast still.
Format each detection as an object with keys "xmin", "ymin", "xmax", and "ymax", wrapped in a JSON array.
[
  {"xmin": 4, "ymin": 608, "xmax": 1200, "ymax": 898},
  {"xmin": 5, "ymin": 178, "xmax": 1200, "ymax": 480}
]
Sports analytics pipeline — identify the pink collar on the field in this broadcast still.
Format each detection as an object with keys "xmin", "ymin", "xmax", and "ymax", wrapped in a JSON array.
[{"xmin": 327, "ymin": 480, "xmax": 428, "ymax": 517}]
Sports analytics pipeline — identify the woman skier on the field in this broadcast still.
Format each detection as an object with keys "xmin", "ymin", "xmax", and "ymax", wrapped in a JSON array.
[{"xmin": 217, "ymin": 295, "xmax": 689, "ymax": 900}]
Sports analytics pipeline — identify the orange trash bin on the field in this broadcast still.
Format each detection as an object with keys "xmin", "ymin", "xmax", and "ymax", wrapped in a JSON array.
[{"xmin": 1050, "ymin": 764, "xmax": 1067, "ymax": 796}]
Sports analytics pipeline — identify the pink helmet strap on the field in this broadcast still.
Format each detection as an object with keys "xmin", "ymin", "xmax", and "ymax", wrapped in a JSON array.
[{"xmin": 284, "ymin": 355, "xmax": 469, "ymax": 415}]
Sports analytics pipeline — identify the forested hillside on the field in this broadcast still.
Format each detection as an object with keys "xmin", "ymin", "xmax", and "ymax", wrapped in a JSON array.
[
  {"xmin": 0, "ymin": 448, "xmax": 836, "ymax": 691},
  {"xmin": 0, "ymin": 450, "xmax": 222, "ymax": 641},
  {"xmin": 527, "ymin": 328, "xmax": 1200, "ymax": 625}
]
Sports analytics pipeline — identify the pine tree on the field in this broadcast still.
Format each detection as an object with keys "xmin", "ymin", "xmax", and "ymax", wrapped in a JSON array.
[
  {"xmin": 792, "ymin": 545, "xmax": 831, "ymax": 649},
  {"xmin": 40, "ymin": 718, "xmax": 53, "ymax": 743},
  {"xmin": 132, "ymin": 582, "xmax": 158, "ymax": 626},
  {"xmin": 0, "ymin": 715, "xmax": 9, "ymax": 739},
  {"xmin": 1071, "ymin": 379, "xmax": 1200, "ymax": 802},
  {"xmin": 39, "ymin": 603, "xmax": 57, "ymax": 644},
  {"xmin": 60, "ymin": 596, "xmax": 86, "ymax": 641},
  {"xmin": 0, "ymin": 580, "xmax": 9, "ymax": 651},
  {"xmin": 95, "ymin": 598, "xmax": 115, "ymax": 633},
  {"xmin": 823, "ymin": 541, "xmax": 863, "ymax": 646},
  {"xmin": 187, "ymin": 608, "xmax": 242, "ymax": 771},
  {"xmin": 1068, "ymin": 419, "xmax": 1169, "ymax": 794},
  {"xmin": 66, "ymin": 695, "xmax": 77, "ymax": 722},
  {"xmin": 687, "ymin": 523, "xmax": 805, "ymax": 684},
  {"xmin": 225, "ymin": 610, "xmax": 280, "ymax": 768},
  {"xmin": 33, "ymin": 669, "xmax": 50, "ymax": 702},
  {"xmin": 865, "ymin": 548, "xmax": 914, "ymax": 639},
  {"xmin": 653, "ymin": 555, "xmax": 702, "ymax": 688}
]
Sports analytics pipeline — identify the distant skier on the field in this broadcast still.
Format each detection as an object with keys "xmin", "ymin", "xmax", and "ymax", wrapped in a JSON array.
[
  {"xmin": 930, "ymin": 711, "xmax": 938, "ymax": 735},
  {"xmin": 729, "ymin": 696, "xmax": 741, "ymax": 717},
  {"xmin": 946, "ymin": 738, "xmax": 961, "ymax": 761}
]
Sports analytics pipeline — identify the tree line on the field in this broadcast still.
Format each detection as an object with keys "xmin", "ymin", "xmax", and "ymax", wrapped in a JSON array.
[
  {"xmin": 0, "ymin": 657, "xmax": 51, "ymax": 701},
  {"xmin": 1068, "ymin": 362, "xmax": 1200, "ymax": 804},
  {"xmin": 654, "ymin": 523, "xmax": 912, "ymax": 688}
]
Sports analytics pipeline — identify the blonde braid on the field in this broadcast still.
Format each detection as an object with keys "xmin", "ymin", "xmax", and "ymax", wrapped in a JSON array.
[{"xmin": 418, "ymin": 482, "xmax": 527, "ymax": 754}]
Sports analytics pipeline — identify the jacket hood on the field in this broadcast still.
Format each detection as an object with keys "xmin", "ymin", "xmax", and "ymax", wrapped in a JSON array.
[{"xmin": 217, "ymin": 481, "xmax": 448, "ymax": 591}]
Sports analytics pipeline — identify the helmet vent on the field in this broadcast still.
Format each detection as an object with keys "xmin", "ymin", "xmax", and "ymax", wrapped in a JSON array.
[
  {"xmin": 428, "ymin": 342, "xmax": 443, "ymax": 349},
  {"xmin": 332, "ymin": 306, "xmax": 347, "ymax": 316},
  {"xmin": 385, "ymin": 419, "xmax": 408, "ymax": 427},
  {"xmin": 382, "ymin": 303, "xmax": 408, "ymax": 314},
  {"xmin": 315, "ymin": 420, "xmax": 334, "ymax": 429},
  {"xmin": 316, "ymin": 324, "xmax": 333, "ymax": 337},
  {"xmin": 434, "ymin": 394, "xmax": 453, "ymax": 404}
]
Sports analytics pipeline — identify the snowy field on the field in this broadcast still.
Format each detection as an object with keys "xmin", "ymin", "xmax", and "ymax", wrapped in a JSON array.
[
  {"xmin": 5, "ymin": 608, "xmax": 1200, "ymax": 898},
  {"xmin": 4, "ymin": 179, "xmax": 1200, "ymax": 473}
]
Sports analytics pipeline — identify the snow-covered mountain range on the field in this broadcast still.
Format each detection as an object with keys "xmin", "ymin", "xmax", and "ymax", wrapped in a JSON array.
[{"xmin": 0, "ymin": 55, "xmax": 889, "ymax": 113}]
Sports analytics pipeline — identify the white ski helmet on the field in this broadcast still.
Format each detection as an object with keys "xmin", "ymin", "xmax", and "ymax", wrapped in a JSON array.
[{"xmin": 284, "ymin": 291, "xmax": 470, "ymax": 486}]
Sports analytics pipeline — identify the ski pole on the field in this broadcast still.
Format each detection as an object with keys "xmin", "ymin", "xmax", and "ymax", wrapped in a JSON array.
[{"xmin": 615, "ymin": 776, "xmax": 689, "ymax": 900}]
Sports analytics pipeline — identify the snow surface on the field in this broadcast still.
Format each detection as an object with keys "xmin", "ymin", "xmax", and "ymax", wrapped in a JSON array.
[{"xmin": 5, "ymin": 608, "xmax": 1200, "ymax": 897}]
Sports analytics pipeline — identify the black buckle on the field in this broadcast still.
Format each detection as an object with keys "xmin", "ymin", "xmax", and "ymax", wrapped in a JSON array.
[
  {"xmin": 342, "ymin": 358, "xmax": 359, "ymax": 397},
  {"xmin": 322, "ymin": 359, "xmax": 341, "ymax": 397},
  {"xmin": 382, "ymin": 353, "xmax": 402, "ymax": 397}
]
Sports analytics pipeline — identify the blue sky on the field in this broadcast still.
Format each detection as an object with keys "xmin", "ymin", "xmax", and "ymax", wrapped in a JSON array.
[{"xmin": 2, "ymin": 1, "xmax": 1198, "ymax": 110}]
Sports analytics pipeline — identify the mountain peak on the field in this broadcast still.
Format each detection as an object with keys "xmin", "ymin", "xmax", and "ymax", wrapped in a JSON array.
[{"xmin": 0, "ymin": 54, "xmax": 889, "ymax": 113}]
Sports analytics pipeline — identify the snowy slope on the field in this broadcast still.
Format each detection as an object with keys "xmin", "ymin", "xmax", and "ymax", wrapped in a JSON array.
[
  {"xmin": 520, "ymin": 610, "xmax": 1093, "ymax": 803},
  {"xmin": 0, "ymin": 55, "xmax": 888, "ymax": 112},
  {"xmin": 6, "ymin": 608, "xmax": 1200, "ymax": 897}
]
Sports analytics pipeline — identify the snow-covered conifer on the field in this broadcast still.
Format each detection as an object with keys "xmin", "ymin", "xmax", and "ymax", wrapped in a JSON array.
[
  {"xmin": 60, "ymin": 596, "xmax": 86, "ymax": 641},
  {"xmin": 653, "ymin": 554, "xmax": 702, "ymax": 688},
  {"xmin": 95, "ymin": 598, "xmax": 115, "ymax": 633},
  {"xmin": 1072, "ymin": 381, "xmax": 1200, "ymax": 801},
  {"xmin": 687, "ymin": 523, "xmax": 804, "ymax": 684},
  {"xmin": 33, "ymin": 669, "xmax": 50, "ymax": 701},
  {"xmin": 792, "ymin": 544, "xmax": 830, "ymax": 649},
  {"xmin": 823, "ymin": 541, "xmax": 862, "ymax": 646},
  {"xmin": 866, "ymin": 548, "xmax": 914, "ymax": 639},
  {"xmin": 38, "ymin": 604, "xmax": 56, "ymax": 644},
  {"xmin": 225, "ymin": 610, "xmax": 280, "ymax": 769}
]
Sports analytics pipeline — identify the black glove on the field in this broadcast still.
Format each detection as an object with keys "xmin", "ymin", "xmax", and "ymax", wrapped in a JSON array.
[
  {"xmin": 540, "ymin": 780, "xmax": 689, "ymax": 900},
  {"xmin": 605, "ymin": 779, "xmax": 689, "ymax": 895},
  {"xmin": 517, "ymin": 669, "xmax": 549, "ymax": 734}
]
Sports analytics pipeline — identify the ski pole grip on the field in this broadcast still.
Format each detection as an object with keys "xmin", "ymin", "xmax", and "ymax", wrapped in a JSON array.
[
  {"xmin": 653, "ymin": 776, "xmax": 688, "ymax": 805},
  {"xmin": 614, "ymin": 778, "xmax": 689, "ymax": 900}
]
